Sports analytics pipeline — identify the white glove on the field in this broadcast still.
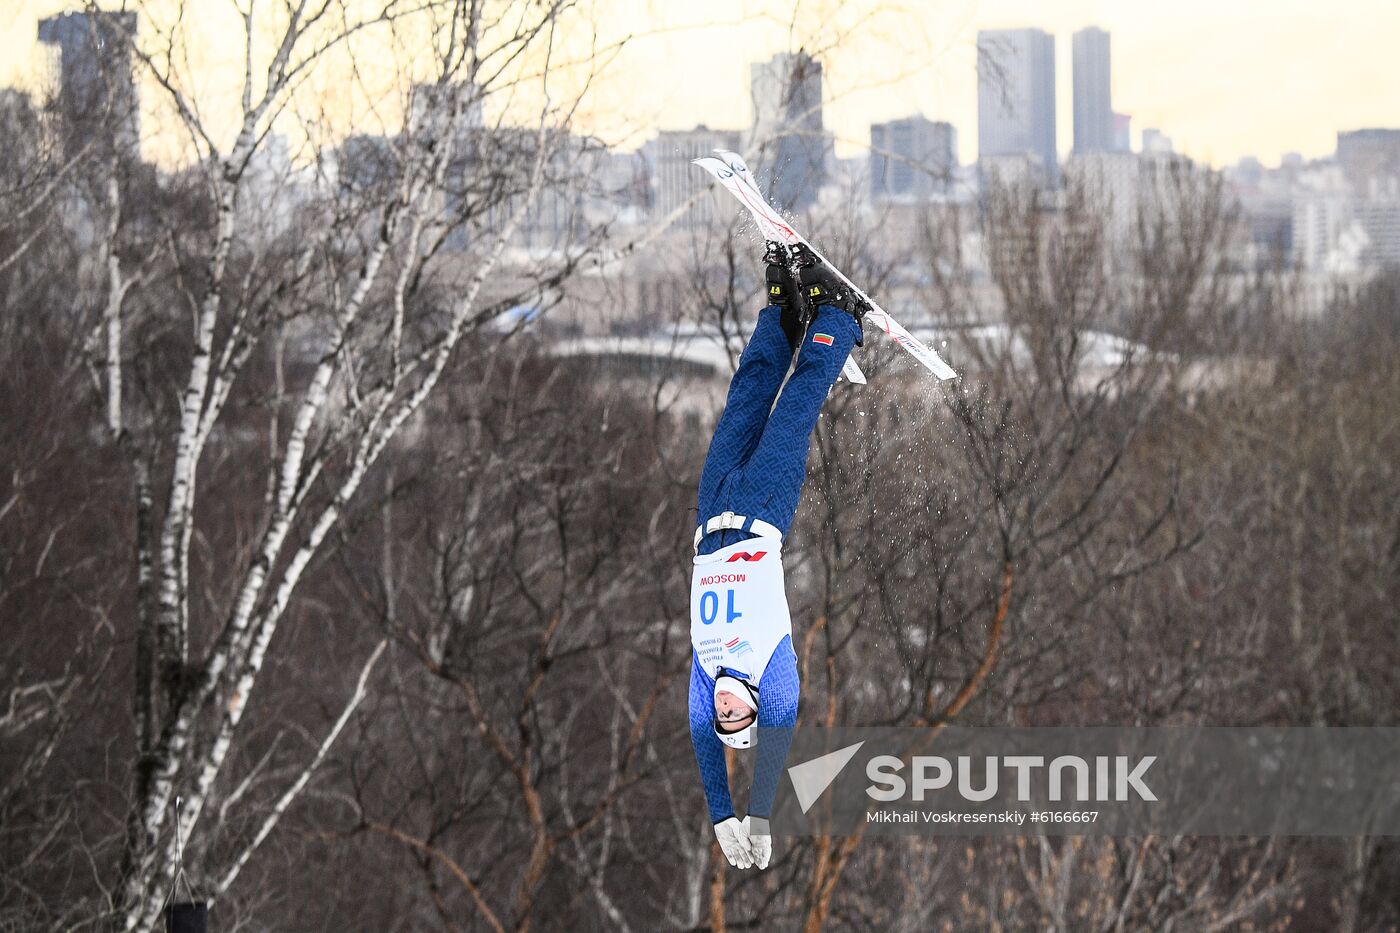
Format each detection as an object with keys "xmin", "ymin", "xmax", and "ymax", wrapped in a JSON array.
[
  {"xmin": 744, "ymin": 816, "xmax": 772, "ymax": 870},
  {"xmin": 713, "ymin": 817, "xmax": 753, "ymax": 869}
]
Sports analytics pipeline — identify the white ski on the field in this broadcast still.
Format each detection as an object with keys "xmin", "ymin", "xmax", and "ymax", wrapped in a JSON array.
[
  {"xmin": 702, "ymin": 152, "xmax": 867, "ymax": 386},
  {"xmin": 696, "ymin": 152, "xmax": 958, "ymax": 382}
]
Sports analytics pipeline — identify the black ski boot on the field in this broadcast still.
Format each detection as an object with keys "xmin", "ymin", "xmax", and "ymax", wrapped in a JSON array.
[
  {"xmin": 763, "ymin": 241, "xmax": 806, "ymax": 351},
  {"xmin": 791, "ymin": 244, "xmax": 867, "ymax": 346}
]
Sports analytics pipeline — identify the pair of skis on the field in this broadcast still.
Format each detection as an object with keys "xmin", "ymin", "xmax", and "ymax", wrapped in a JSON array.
[{"xmin": 692, "ymin": 150, "xmax": 957, "ymax": 384}]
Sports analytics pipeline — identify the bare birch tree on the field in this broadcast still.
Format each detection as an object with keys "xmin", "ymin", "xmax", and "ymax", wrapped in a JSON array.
[{"xmin": 3, "ymin": 0, "xmax": 624, "ymax": 927}]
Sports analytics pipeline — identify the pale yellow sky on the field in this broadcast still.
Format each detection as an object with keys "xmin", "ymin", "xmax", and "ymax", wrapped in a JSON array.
[{"xmin": 3, "ymin": 0, "xmax": 1398, "ymax": 167}]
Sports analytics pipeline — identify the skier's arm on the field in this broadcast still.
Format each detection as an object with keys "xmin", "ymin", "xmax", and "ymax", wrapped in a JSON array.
[
  {"xmin": 742, "ymin": 635, "xmax": 798, "ymax": 871},
  {"xmin": 749, "ymin": 634, "xmax": 799, "ymax": 822},
  {"xmin": 688, "ymin": 654, "xmax": 736, "ymax": 823}
]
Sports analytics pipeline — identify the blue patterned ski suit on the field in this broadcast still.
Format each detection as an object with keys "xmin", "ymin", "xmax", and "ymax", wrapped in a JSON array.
[{"xmin": 689, "ymin": 303, "xmax": 860, "ymax": 824}]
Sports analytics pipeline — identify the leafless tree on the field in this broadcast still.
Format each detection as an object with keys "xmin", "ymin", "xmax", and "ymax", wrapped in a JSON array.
[{"xmin": 3, "ymin": 0, "xmax": 630, "ymax": 927}]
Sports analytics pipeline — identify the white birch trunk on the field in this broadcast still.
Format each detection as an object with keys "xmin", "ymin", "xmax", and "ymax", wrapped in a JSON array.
[{"xmin": 110, "ymin": 4, "xmax": 584, "ymax": 925}]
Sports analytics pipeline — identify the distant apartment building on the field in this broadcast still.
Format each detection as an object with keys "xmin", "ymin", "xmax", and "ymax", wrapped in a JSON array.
[
  {"xmin": 1292, "ymin": 165, "xmax": 1364, "ymax": 274},
  {"xmin": 516, "ymin": 134, "xmax": 609, "ymax": 250},
  {"xmin": 1240, "ymin": 195, "xmax": 1295, "ymax": 264},
  {"xmin": 1072, "ymin": 28, "xmax": 1114, "ymax": 153},
  {"xmin": 37, "ymin": 10, "xmax": 139, "ymax": 157},
  {"xmin": 1279, "ymin": 135, "xmax": 1400, "ymax": 273},
  {"xmin": 978, "ymin": 153, "xmax": 1045, "ymax": 194},
  {"xmin": 1232, "ymin": 156, "xmax": 1266, "ymax": 188},
  {"xmin": 1141, "ymin": 128, "xmax": 1174, "ymax": 155},
  {"xmin": 977, "ymin": 28, "xmax": 1057, "ymax": 186},
  {"xmin": 1336, "ymin": 128, "xmax": 1400, "ymax": 198},
  {"xmin": 750, "ymin": 52, "xmax": 828, "ymax": 210},
  {"xmin": 1294, "ymin": 196, "xmax": 1358, "ymax": 273},
  {"xmin": 408, "ymin": 81, "xmax": 486, "ymax": 138},
  {"xmin": 1066, "ymin": 151, "xmax": 1138, "ymax": 209},
  {"xmin": 1064, "ymin": 150, "xmax": 1140, "ymax": 258},
  {"xmin": 596, "ymin": 149, "xmax": 651, "ymax": 223},
  {"xmin": 641, "ymin": 125, "xmax": 742, "ymax": 227},
  {"xmin": 1112, "ymin": 112, "xmax": 1132, "ymax": 152},
  {"xmin": 870, "ymin": 116, "xmax": 956, "ymax": 201},
  {"xmin": 1355, "ymin": 198, "xmax": 1400, "ymax": 267},
  {"xmin": 1065, "ymin": 149, "xmax": 1216, "ymax": 267}
]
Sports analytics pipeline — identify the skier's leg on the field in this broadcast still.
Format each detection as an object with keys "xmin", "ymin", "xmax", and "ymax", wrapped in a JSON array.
[
  {"xmin": 696, "ymin": 306, "xmax": 793, "ymax": 524},
  {"xmin": 732, "ymin": 306, "xmax": 860, "ymax": 535}
]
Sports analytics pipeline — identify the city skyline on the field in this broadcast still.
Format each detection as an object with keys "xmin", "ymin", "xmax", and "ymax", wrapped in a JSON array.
[
  {"xmin": 2, "ymin": 1, "xmax": 1399, "ymax": 169},
  {"xmin": 567, "ymin": 0, "xmax": 1400, "ymax": 169}
]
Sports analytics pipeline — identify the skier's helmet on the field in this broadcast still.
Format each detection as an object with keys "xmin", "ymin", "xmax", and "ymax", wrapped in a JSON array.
[{"xmin": 713, "ymin": 670, "xmax": 759, "ymax": 749}]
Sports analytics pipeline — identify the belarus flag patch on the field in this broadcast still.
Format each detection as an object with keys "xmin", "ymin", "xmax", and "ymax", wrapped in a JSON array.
[{"xmin": 811, "ymin": 332, "xmax": 834, "ymax": 346}]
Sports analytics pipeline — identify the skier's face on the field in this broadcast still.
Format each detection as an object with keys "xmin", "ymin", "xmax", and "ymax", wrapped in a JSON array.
[{"xmin": 714, "ymin": 690, "xmax": 756, "ymax": 731}]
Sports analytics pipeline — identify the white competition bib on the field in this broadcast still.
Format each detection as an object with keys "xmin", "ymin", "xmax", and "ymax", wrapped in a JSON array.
[{"xmin": 689, "ymin": 538, "xmax": 792, "ymax": 685}]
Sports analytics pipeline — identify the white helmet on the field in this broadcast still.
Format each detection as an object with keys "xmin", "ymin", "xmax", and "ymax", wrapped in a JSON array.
[{"xmin": 713, "ymin": 671, "xmax": 759, "ymax": 749}]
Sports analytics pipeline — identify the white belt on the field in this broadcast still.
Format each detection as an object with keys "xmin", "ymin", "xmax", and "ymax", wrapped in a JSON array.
[{"xmin": 693, "ymin": 511, "xmax": 782, "ymax": 552}]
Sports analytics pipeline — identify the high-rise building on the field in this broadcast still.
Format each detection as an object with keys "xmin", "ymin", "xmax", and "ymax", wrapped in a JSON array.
[
  {"xmin": 37, "ymin": 10, "xmax": 139, "ymax": 157},
  {"xmin": 749, "ymin": 52, "xmax": 827, "ymax": 210},
  {"xmin": 641, "ymin": 125, "xmax": 743, "ymax": 226},
  {"xmin": 1072, "ymin": 27, "xmax": 1113, "ymax": 153},
  {"xmin": 870, "ymin": 116, "xmax": 957, "ymax": 201},
  {"xmin": 1336, "ymin": 128, "xmax": 1400, "ymax": 198},
  {"xmin": 977, "ymin": 29, "xmax": 1057, "ymax": 185}
]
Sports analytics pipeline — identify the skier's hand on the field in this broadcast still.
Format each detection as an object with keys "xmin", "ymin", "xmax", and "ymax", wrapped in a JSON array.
[
  {"xmin": 713, "ymin": 817, "xmax": 753, "ymax": 869},
  {"xmin": 744, "ymin": 816, "xmax": 772, "ymax": 870}
]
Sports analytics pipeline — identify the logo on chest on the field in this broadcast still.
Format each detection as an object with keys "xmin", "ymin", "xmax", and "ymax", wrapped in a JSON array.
[{"xmin": 724, "ymin": 637, "xmax": 756, "ymax": 668}]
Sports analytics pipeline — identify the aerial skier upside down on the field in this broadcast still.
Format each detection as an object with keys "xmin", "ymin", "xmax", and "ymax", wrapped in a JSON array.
[{"xmin": 688, "ymin": 241, "xmax": 867, "ymax": 871}]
